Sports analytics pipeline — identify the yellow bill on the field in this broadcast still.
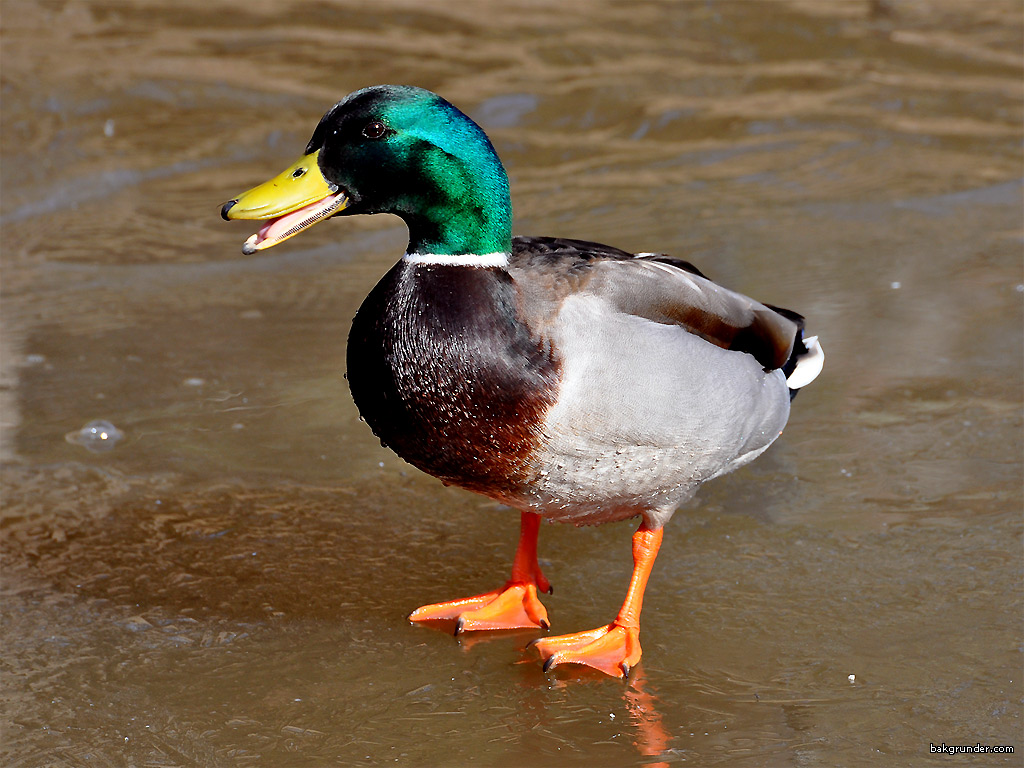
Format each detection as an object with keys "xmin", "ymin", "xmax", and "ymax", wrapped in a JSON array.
[{"xmin": 221, "ymin": 150, "xmax": 349, "ymax": 254}]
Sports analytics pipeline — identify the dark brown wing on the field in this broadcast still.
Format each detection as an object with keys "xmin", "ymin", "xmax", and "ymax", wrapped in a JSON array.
[{"xmin": 510, "ymin": 236, "xmax": 800, "ymax": 371}]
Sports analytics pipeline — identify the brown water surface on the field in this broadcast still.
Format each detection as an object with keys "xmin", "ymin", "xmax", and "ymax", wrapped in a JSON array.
[{"xmin": 2, "ymin": 1, "xmax": 1021, "ymax": 765}]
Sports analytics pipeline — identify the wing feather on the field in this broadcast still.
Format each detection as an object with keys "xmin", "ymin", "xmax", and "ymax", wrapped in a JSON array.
[{"xmin": 510, "ymin": 236, "xmax": 801, "ymax": 372}]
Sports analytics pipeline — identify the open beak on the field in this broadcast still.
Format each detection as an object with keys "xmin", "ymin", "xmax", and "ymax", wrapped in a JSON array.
[{"xmin": 221, "ymin": 150, "xmax": 349, "ymax": 254}]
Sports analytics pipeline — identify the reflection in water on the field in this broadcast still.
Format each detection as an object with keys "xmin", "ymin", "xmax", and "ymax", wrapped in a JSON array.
[
  {"xmin": 428, "ymin": 623, "xmax": 672, "ymax": 762},
  {"xmin": 506, "ymin": 643, "xmax": 673, "ymax": 764},
  {"xmin": 454, "ymin": 626, "xmax": 542, "ymax": 653},
  {"xmin": 64, "ymin": 418, "xmax": 125, "ymax": 452},
  {"xmin": 626, "ymin": 670, "xmax": 671, "ymax": 766},
  {"xmin": 384, "ymin": 604, "xmax": 677, "ymax": 762}
]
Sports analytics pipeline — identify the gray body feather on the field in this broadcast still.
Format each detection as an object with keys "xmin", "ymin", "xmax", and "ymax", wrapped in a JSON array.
[{"xmin": 504, "ymin": 239, "xmax": 797, "ymax": 528}]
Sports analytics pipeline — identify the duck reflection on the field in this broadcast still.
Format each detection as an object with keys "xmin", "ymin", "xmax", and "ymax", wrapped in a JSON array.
[
  {"xmin": 625, "ymin": 669, "xmax": 671, "ymax": 766},
  {"xmin": 507, "ymin": 648, "xmax": 673, "ymax": 764}
]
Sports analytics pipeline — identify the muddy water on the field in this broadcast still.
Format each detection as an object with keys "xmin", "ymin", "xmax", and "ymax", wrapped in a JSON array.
[{"xmin": 2, "ymin": 1, "xmax": 1021, "ymax": 765}]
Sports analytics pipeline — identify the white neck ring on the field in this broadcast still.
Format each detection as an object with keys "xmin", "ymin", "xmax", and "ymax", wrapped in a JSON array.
[{"xmin": 402, "ymin": 252, "xmax": 509, "ymax": 268}]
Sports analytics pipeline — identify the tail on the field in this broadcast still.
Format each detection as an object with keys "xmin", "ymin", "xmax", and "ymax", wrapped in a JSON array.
[
  {"xmin": 764, "ymin": 304, "xmax": 824, "ymax": 400},
  {"xmin": 783, "ymin": 333, "xmax": 824, "ymax": 398}
]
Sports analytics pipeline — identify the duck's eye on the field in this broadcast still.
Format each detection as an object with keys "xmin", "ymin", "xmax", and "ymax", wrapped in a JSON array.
[
  {"xmin": 291, "ymin": 167, "xmax": 306, "ymax": 179},
  {"xmin": 362, "ymin": 120, "xmax": 387, "ymax": 139}
]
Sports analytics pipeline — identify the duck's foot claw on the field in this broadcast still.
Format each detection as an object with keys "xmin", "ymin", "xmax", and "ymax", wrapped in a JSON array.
[
  {"xmin": 529, "ymin": 622, "xmax": 640, "ymax": 678},
  {"xmin": 409, "ymin": 582, "xmax": 550, "ymax": 633}
]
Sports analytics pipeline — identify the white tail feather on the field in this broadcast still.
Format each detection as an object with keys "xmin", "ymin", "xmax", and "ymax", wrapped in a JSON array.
[{"xmin": 787, "ymin": 336, "xmax": 824, "ymax": 389}]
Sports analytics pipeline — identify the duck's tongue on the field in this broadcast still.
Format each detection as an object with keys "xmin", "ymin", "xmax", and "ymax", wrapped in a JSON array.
[{"xmin": 242, "ymin": 191, "xmax": 348, "ymax": 254}]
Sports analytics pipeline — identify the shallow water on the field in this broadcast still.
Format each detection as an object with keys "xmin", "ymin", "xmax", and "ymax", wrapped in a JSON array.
[{"xmin": 2, "ymin": 1, "xmax": 1021, "ymax": 765}]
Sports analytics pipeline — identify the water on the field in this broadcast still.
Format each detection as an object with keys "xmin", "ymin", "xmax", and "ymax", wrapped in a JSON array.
[
  {"xmin": 65, "ymin": 419, "xmax": 125, "ymax": 453},
  {"xmin": 2, "ymin": 1, "xmax": 1021, "ymax": 765}
]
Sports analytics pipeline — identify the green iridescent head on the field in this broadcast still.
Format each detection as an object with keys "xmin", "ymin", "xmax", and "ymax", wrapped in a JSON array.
[{"xmin": 223, "ymin": 85, "xmax": 512, "ymax": 257}]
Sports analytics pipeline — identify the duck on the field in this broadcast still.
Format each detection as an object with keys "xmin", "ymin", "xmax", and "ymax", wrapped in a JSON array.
[{"xmin": 221, "ymin": 84, "xmax": 824, "ymax": 679}]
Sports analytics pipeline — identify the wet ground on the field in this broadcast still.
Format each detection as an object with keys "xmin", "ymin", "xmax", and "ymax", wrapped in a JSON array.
[{"xmin": 2, "ymin": 1, "xmax": 1021, "ymax": 765}]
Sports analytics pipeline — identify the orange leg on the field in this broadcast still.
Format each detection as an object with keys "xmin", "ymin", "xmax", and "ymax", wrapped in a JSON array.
[
  {"xmin": 530, "ymin": 522, "xmax": 663, "ymax": 678},
  {"xmin": 409, "ymin": 511, "xmax": 551, "ymax": 633}
]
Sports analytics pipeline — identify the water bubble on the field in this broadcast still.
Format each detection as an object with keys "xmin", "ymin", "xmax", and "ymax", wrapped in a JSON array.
[{"xmin": 66, "ymin": 419, "xmax": 124, "ymax": 453}]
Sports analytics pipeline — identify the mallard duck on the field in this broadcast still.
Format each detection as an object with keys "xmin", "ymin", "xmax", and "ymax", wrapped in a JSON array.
[{"xmin": 221, "ymin": 85, "xmax": 823, "ymax": 678}]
